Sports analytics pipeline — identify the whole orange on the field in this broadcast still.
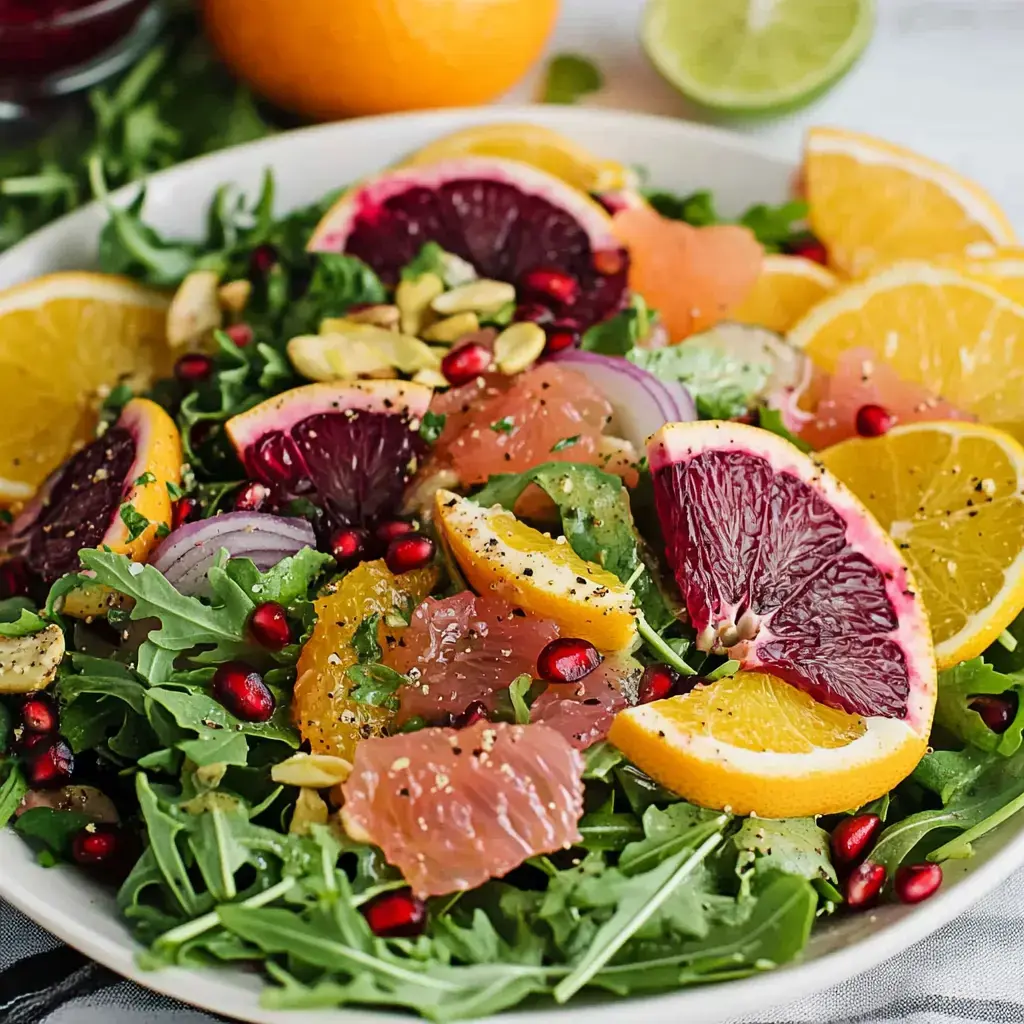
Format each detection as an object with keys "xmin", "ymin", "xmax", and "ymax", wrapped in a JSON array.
[{"xmin": 201, "ymin": 0, "xmax": 560, "ymax": 121}]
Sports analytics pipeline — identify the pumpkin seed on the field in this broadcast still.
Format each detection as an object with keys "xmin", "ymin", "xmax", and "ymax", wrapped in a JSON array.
[
  {"xmin": 289, "ymin": 788, "xmax": 330, "ymax": 836},
  {"xmin": 396, "ymin": 272, "xmax": 444, "ymax": 335},
  {"xmin": 166, "ymin": 270, "xmax": 222, "ymax": 348},
  {"xmin": 431, "ymin": 279, "xmax": 515, "ymax": 316},
  {"xmin": 342, "ymin": 304, "xmax": 401, "ymax": 331},
  {"xmin": 422, "ymin": 312, "xmax": 480, "ymax": 344},
  {"xmin": 412, "ymin": 367, "xmax": 449, "ymax": 388},
  {"xmin": 272, "ymin": 752, "xmax": 354, "ymax": 788},
  {"xmin": 493, "ymin": 322, "xmax": 546, "ymax": 375}
]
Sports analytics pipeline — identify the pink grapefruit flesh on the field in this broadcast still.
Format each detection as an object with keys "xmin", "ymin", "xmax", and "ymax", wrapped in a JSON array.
[
  {"xmin": 648, "ymin": 422, "xmax": 934, "ymax": 724},
  {"xmin": 340, "ymin": 720, "xmax": 584, "ymax": 896}
]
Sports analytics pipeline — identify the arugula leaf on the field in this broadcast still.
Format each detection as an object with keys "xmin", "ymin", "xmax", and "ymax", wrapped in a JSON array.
[
  {"xmin": 347, "ymin": 664, "xmax": 409, "ymax": 711},
  {"xmin": 731, "ymin": 817, "xmax": 837, "ymax": 888},
  {"xmin": 541, "ymin": 54, "xmax": 603, "ymax": 105},
  {"xmin": 0, "ymin": 763, "xmax": 27, "ymax": 829},
  {"xmin": 583, "ymin": 741, "xmax": 624, "ymax": 780},
  {"xmin": 630, "ymin": 340, "xmax": 769, "ymax": 420},
  {"xmin": 580, "ymin": 299, "xmax": 652, "ymax": 356},
  {"xmin": 644, "ymin": 190, "xmax": 721, "ymax": 227},
  {"xmin": 0, "ymin": 603, "xmax": 48, "ymax": 637},
  {"xmin": 224, "ymin": 548, "xmax": 333, "ymax": 608},
  {"xmin": 14, "ymin": 808, "xmax": 92, "ymax": 858},
  {"xmin": 757, "ymin": 408, "xmax": 814, "ymax": 453},
  {"xmin": 619, "ymin": 803, "xmax": 724, "ymax": 876},
  {"xmin": 471, "ymin": 462, "xmax": 674, "ymax": 629},
  {"xmin": 935, "ymin": 657, "xmax": 1024, "ymax": 756},
  {"xmin": 401, "ymin": 242, "xmax": 448, "ymax": 282}
]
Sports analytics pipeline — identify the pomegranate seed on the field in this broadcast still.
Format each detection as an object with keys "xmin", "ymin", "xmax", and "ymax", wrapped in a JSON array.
[
  {"xmin": 330, "ymin": 527, "xmax": 369, "ymax": 567},
  {"xmin": 894, "ymin": 862, "xmax": 943, "ymax": 904},
  {"xmin": 234, "ymin": 481, "xmax": 273, "ymax": 512},
  {"xmin": 19, "ymin": 730, "xmax": 49, "ymax": 753},
  {"xmin": 212, "ymin": 662, "xmax": 275, "ymax": 723},
  {"xmin": 174, "ymin": 353, "xmax": 215, "ymax": 385},
  {"xmin": 374, "ymin": 519, "xmax": 416, "ymax": 546},
  {"xmin": 453, "ymin": 700, "xmax": 489, "ymax": 729},
  {"xmin": 0, "ymin": 558, "xmax": 30, "ymax": 599},
  {"xmin": 71, "ymin": 824, "xmax": 120, "ymax": 867},
  {"xmin": 537, "ymin": 638, "xmax": 602, "ymax": 684},
  {"xmin": 224, "ymin": 323, "xmax": 254, "ymax": 347},
  {"xmin": 638, "ymin": 663, "xmax": 693, "ymax": 703},
  {"xmin": 593, "ymin": 248, "xmax": 626, "ymax": 276},
  {"xmin": 361, "ymin": 889, "xmax": 427, "ymax": 937},
  {"xmin": 513, "ymin": 303, "xmax": 554, "ymax": 325},
  {"xmin": 249, "ymin": 602, "xmax": 291, "ymax": 650},
  {"xmin": 385, "ymin": 534, "xmax": 436, "ymax": 574},
  {"xmin": 171, "ymin": 497, "xmax": 199, "ymax": 531},
  {"xmin": 789, "ymin": 237, "xmax": 829, "ymax": 265},
  {"xmin": 855, "ymin": 403, "xmax": 893, "ymax": 438},
  {"xmin": 543, "ymin": 319, "xmax": 581, "ymax": 355},
  {"xmin": 844, "ymin": 861, "xmax": 886, "ymax": 909},
  {"xmin": 249, "ymin": 244, "xmax": 278, "ymax": 277},
  {"xmin": 521, "ymin": 268, "xmax": 580, "ymax": 307},
  {"xmin": 970, "ymin": 693, "xmax": 1018, "ymax": 733},
  {"xmin": 830, "ymin": 813, "xmax": 882, "ymax": 866},
  {"xmin": 19, "ymin": 694, "xmax": 58, "ymax": 734},
  {"xmin": 441, "ymin": 342, "xmax": 492, "ymax": 386},
  {"xmin": 25, "ymin": 737, "xmax": 74, "ymax": 789}
]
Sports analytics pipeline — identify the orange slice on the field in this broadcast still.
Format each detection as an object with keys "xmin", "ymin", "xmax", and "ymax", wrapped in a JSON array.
[
  {"xmin": 433, "ymin": 490, "xmax": 635, "ymax": 650},
  {"xmin": 805, "ymin": 127, "xmax": 1016, "ymax": 277},
  {"xmin": 0, "ymin": 273, "xmax": 171, "ymax": 504},
  {"xmin": 608, "ymin": 670, "xmax": 928, "ymax": 818},
  {"xmin": 731, "ymin": 254, "xmax": 837, "ymax": 332}
]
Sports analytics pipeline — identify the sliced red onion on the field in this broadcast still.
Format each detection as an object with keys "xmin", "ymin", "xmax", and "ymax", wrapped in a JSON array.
[
  {"xmin": 149, "ymin": 512, "xmax": 317, "ymax": 596},
  {"xmin": 550, "ymin": 350, "xmax": 696, "ymax": 449}
]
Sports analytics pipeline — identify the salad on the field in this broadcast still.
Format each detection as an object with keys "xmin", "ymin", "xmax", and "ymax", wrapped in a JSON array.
[{"xmin": 2, "ymin": 121, "xmax": 1024, "ymax": 1021}]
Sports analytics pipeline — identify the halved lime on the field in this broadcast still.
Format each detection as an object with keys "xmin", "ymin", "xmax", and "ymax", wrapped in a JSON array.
[{"xmin": 642, "ymin": 0, "xmax": 875, "ymax": 116}]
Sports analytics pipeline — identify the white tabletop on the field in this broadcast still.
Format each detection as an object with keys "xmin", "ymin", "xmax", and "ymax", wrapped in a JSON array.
[{"xmin": 504, "ymin": 0, "xmax": 1024, "ymax": 230}]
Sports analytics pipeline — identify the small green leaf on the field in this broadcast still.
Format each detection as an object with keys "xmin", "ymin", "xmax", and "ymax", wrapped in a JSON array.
[
  {"xmin": 420, "ymin": 411, "xmax": 447, "ymax": 445},
  {"xmin": 166, "ymin": 480, "xmax": 185, "ymax": 500},
  {"xmin": 542, "ymin": 54, "xmax": 603, "ymax": 105},
  {"xmin": 0, "ymin": 606, "xmax": 48, "ymax": 637},
  {"xmin": 490, "ymin": 417, "xmax": 516, "ymax": 435},
  {"xmin": 400, "ymin": 241, "xmax": 447, "ymax": 282},
  {"xmin": 347, "ymin": 663, "xmax": 409, "ymax": 711},
  {"xmin": 508, "ymin": 674, "xmax": 533, "ymax": 725},
  {"xmin": 134, "ymin": 470, "xmax": 157, "ymax": 486},
  {"xmin": 352, "ymin": 614, "xmax": 383, "ymax": 664},
  {"xmin": 757, "ymin": 408, "xmax": 814, "ymax": 453},
  {"xmin": 550, "ymin": 435, "xmax": 580, "ymax": 453},
  {"xmin": 119, "ymin": 502, "xmax": 151, "ymax": 541}
]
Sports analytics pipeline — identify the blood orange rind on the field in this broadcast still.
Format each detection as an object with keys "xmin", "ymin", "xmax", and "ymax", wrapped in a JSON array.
[
  {"xmin": 647, "ymin": 420, "xmax": 935, "ymax": 729},
  {"xmin": 340, "ymin": 719, "xmax": 585, "ymax": 896},
  {"xmin": 434, "ymin": 489, "xmax": 636, "ymax": 651}
]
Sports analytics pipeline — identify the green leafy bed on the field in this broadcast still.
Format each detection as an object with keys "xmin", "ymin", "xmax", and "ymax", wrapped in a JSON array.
[{"xmin": 2, "ymin": 115, "xmax": 1024, "ymax": 1022}]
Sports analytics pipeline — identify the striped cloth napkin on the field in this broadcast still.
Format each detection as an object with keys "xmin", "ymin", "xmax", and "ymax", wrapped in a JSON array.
[{"xmin": 4, "ymin": 870, "xmax": 1024, "ymax": 1024}]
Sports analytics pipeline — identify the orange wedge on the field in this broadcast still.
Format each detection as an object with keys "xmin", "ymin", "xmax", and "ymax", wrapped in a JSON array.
[
  {"xmin": 731, "ymin": 254, "xmax": 837, "ymax": 332},
  {"xmin": 434, "ymin": 490, "xmax": 636, "ymax": 650}
]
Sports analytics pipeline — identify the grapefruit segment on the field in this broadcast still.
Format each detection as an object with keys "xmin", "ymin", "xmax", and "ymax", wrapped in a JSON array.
[
  {"xmin": 340, "ymin": 720, "xmax": 584, "ymax": 896},
  {"xmin": 434, "ymin": 490, "xmax": 636, "ymax": 651},
  {"xmin": 309, "ymin": 157, "xmax": 628, "ymax": 328},
  {"xmin": 225, "ymin": 380, "xmax": 432, "ymax": 528},
  {"xmin": 647, "ymin": 421, "xmax": 934, "ymax": 724},
  {"xmin": 426, "ymin": 365, "xmax": 613, "ymax": 487},
  {"xmin": 610, "ymin": 203, "xmax": 763, "ymax": 341}
]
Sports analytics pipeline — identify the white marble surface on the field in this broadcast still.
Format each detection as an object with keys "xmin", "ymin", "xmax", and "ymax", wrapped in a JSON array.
[{"xmin": 505, "ymin": 0, "xmax": 1024, "ymax": 229}]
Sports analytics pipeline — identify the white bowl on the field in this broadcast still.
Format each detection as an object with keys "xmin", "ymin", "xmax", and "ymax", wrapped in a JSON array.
[{"xmin": 1, "ymin": 106, "xmax": 1021, "ymax": 1024}]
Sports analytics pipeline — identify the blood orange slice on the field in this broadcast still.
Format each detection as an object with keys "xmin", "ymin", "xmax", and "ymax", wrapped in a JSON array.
[
  {"xmin": 608, "ymin": 421, "xmax": 937, "ymax": 817},
  {"xmin": 225, "ymin": 380, "xmax": 431, "ymax": 529},
  {"xmin": 426, "ymin": 365, "xmax": 613, "ymax": 488},
  {"xmin": 340, "ymin": 720, "xmax": 584, "ymax": 896},
  {"xmin": 308, "ymin": 157, "xmax": 628, "ymax": 328}
]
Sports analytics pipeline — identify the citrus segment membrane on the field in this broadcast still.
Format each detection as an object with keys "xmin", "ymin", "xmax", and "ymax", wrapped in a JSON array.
[
  {"xmin": 648, "ymin": 422, "xmax": 935, "ymax": 724},
  {"xmin": 309, "ymin": 156, "xmax": 628, "ymax": 328},
  {"xmin": 819, "ymin": 422, "xmax": 1024, "ymax": 667},
  {"xmin": 226, "ymin": 380, "xmax": 431, "ymax": 527},
  {"xmin": 340, "ymin": 719, "xmax": 584, "ymax": 896}
]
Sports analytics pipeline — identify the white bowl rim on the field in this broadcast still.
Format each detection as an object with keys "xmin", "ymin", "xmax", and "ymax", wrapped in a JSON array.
[{"xmin": 1, "ymin": 103, "xmax": 1021, "ymax": 1024}]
